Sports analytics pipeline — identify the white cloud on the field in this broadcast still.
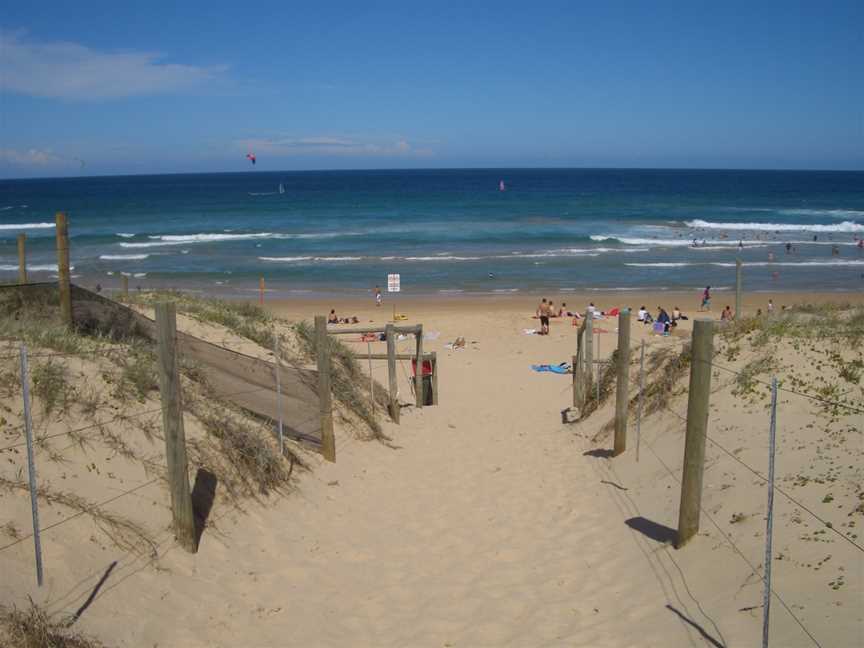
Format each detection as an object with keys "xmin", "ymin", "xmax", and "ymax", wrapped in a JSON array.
[
  {"xmin": 0, "ymin": 31, "xmax": 226, "ymax": 100},
  {"xmin": 235, "ymin": 136, "xmax": 433, "ymax": 157},
  {"xmin": 0, "ymin": 147, "xmax": 63, "ymax": 166}
]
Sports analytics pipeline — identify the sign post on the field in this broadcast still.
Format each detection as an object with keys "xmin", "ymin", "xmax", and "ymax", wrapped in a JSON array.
[{"xmin": 387, "ymin": 273, "xmax": 401, "ymax": 321}]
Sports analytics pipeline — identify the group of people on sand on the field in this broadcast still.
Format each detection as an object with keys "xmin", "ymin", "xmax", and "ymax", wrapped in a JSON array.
[
  {"xmin": 637, "ymin": 305, "xmax": 688, "ymax": 333},
  {"xmin": 327, "ymin": 309, "xmax": 360, "ymax": 325},
  {"xmin": 535, "ymin": 298, "xmax": 574, "ymax": 334},
  {"xmin": 536, "ymin": 298, "xmax": 693, "ymax": 336}
]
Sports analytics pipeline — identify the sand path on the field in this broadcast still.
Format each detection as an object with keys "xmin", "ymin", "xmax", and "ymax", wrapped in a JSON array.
[{"xmin": 135, "ymin": 308, "xmax": 725, "ymax": 647}]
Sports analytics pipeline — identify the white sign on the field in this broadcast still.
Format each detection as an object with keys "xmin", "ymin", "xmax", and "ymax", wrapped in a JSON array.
[{"xmin": 387, "ymin": 273, "xmax": 401, "ymax": 293}]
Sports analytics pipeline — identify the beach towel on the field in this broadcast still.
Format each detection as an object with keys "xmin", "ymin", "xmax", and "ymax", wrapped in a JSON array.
[
  {"xmin": 523, "ymin": 328, "xmax": 538, "ymax": 335},
  {"xmin": 394, "ymin": 313, "xmax": 408, "ymax": 321},
  {"xmin": 531, "ymin": 362, "xmax": 571, "ymax": 374},
  {"xmin": 607, "ymin": 308, "xmax": 620, "ymax": 317},
  {"xmin": 653, "ymin": 322, "xmax": 667, "ymax": 335}
]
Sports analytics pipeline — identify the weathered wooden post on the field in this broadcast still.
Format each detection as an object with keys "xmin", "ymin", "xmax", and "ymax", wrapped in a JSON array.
[
  {"xmin": 17, "ymin": 234, "xmax": 27, "ymax": 284},
  {"xmin": 259, "ymin": 277, "xmax": 265, "ymax": 306},
  {"xmin": 677, "ymin": 318, "xmax": 714, "ymax": 548},
  {"xmin": 155, "ymin": 302, "xmax": 197, "ymax": 553},
  {"xmin": 430, "ymin": 351, "xmax": 439, "ymax": 405},
  {"xmin": 614, "ymin": 309, "xmax": 631, "ymax": 456},
  {"xmin": 583, "ymin": 313, "xmax": 594, "ymax": 407},
  {"xmin": 385, "ymin": 324, "xmax": 399, "ymax": 423},
  {"xmin": 573, "ymin": 322, "xmax": 584, "ymax": 408},
  {"xmin": 122, "ymin": 274, "xmax": 129, "ymax": 297},
  {"xmin": 315, "ymin": 316, "xmax": 336, "ymax": 462},
  {"xmin": 735, "ymin": 259, "xmax": 742, "ymax": 319},
  {"xmin": 415, "ymin": 325, "xmax": 424, "ymax": 408},
  {"xmin": 55, "ymin": 212, "xmax": 72, "ymax": 327}
]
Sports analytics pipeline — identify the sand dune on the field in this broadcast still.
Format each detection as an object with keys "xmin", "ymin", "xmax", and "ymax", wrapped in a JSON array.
[{"xmin": 1, "ymin": 290, "xmax": 861, "ymax": 646}]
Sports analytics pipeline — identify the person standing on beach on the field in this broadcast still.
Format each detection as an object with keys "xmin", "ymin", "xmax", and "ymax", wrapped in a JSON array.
[
  {"xmin": 767, "ymin": 299, "xmax": 774, "ymax": 315},
  {"xmin": 374, "ymin": 285, "xmax": 382, "ymax": 307},
  {"xmin": 700, "ymin": 286, "xmax": 711, "ymax": 311},
  {"xmin": 537, "ymin": 298, "xmax": 551, "ymax": 335}
]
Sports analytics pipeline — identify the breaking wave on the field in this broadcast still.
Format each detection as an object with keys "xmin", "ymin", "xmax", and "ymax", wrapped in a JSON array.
[{"xmin": 685, "ymin": 219, "xmax": 864, "ymax": 233}]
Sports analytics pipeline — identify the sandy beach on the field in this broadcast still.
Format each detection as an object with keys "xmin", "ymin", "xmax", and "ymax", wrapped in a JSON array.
[{"xmin": 1, "ymin": 286, "xmax": 862, "ymax": 646}]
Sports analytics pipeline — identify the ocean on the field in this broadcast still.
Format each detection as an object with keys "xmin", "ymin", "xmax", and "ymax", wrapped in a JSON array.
[{"xmin": 1, "ymin": 168, "xmax": 863, "ymax": 296}]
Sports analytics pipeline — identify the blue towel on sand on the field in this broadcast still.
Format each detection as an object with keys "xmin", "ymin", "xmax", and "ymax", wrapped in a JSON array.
[{"xmin": 531, "ymin": 363, "xmax": 571, "ymax": 374}]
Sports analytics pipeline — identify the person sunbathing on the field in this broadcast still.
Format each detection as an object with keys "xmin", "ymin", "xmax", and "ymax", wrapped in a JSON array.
[{"xmin": 327, "ymin": 309, "xmax": 339, "ymax": 324}]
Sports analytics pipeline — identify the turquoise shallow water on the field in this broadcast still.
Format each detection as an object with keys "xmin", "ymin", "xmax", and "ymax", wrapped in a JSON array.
[{"xmin": 1, "ymin": 168, "xmax": 863, "ymax": 296}]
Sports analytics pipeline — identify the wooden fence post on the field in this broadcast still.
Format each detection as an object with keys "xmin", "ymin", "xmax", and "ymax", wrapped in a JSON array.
[
  {"xmin": 315, "ymin": 316, "xmax": 336, "ymax": 462},
  {"xmin": 614, "ymin": 309, "xmax": 631, "ymax": 456},
  {"xmin": 677, "ymin": 318, "xmax": 715, "ymax": 548},
  {"xmin": 415, "ymin": 325, "xmax": 424, "ymax": 408},
  {"xmin": 571, "ymin": 353, "xmax": 579, "ymax": 409},
  {"xmin": 55, "ymin": 212, "xmax": 72, "ymax": 327},
  {"xmin": 735, "ymin": 259, "xmax": 743, "ymax": 319},
  {"xmin": 259, "ymin": 277, "xmax": 265, "ymax": 306},
  {"xmin": 122, "ymin": 274, "xmax": 129, "ymax": 297},
  {"xmin": 17, "ymin": 234, "xmax": 27, "ymax": 284},
  {"xmin": 155, "ymin": 302, "xmax": 197, "ymax": 553},
  {"xmin": 385, "ymin": 324, "xmax": 399, "ymax": 423},
  {"xmin": 583, "ymin": 313, "xmax": 593, "ymax": 407},
  {"xmin": 430, "ymin": 351, "xmax": 439, "ymax": 405}
]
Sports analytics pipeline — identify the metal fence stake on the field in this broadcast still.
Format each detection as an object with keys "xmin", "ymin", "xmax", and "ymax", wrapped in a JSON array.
[
  {"xmin": 596, "ymin": 329, "xmax": 601, "ymax": 402},
  {"xmin": 20, "ymin": 344, "xmax": 44, "ymax": 586},
  {"xmin": 368, "ymin": 339, "xmax": 374, "ymax": 415},
  {"xmin": 636, "ymin": 339, "xmax": 645, "ymax": 463},
  {"xmin": 274, "ymin": 333, "xmax": 284, "ymax": 455},
  {"xmin": 762, "ymin": 376, "xmax": 778, "ymax": 648}
]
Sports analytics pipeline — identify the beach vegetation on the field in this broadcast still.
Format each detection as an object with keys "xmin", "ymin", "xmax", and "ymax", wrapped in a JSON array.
[
  {"xmin": 0, "ymin": 599, "xmax": 105, "ymax": 648},
  {"xmin": 31, "ymin": 360, "xmax": 71, "ymax": 415},
  {"xmin": 0, "ymin": 476, "xmax": 157, "ymax": 556},
  {"xmin": 293, "ymin": 320, "xmax": 387, "ymax": 440},
  {"xmin": 185, "ymin": 396, "xmax": 299, "ymax": 502}
]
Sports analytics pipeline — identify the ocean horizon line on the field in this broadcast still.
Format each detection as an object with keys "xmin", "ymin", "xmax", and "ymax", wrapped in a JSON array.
[{"xmin": 3, "ymin": 165, "xmax": 864, "ymax": 183}]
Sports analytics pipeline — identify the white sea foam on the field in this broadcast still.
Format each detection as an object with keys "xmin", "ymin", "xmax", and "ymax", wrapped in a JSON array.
[
  {"xmin": 0, "ymin": 263, "xmax": 73, "ymax": 272},
  {"xmin": 0, "ymin": 222, "xmax": 55, "ymax": 230},
  {"xmin": 685, "ymin": 219, "xmax": 864, "ymax": 233},
  {"xmin": 405, "ymin": 255, "xmax": 483, "ymax": 261},
  {"xmin": 628, "ymin": 260, "xmax": 864, "ymax": 268},
  {"xmin": 778, "ymin": 209, "xmax": 864, "ymax": 218},
  {"xmin": 99, "ymin": 254, "xmax": 149, "ymax": 260},
  {"xmin": 492, "ymin": 288, "xmax": 520, "ymax": 293},
  {"xmin": 0, "ymin": 206, "xmax": 13, "ymax": 211},
  {"xmin": 711, "ymin": 260, "xmax": 864, "ymax": 267},
  {"xmin": 124, "ymin": 230, "xmax": 362, "ymax": 248},
  {"xmin": 625, "ymin": 263, "xmax": 694, "ymax": 268},
  {"xmin": 133, "ymin": 272, "xmax": 147, "ymax": 278},
  {"xmin": 592, "ymin": 234, "xmax": 766, "ymax": 247},
  {"xmin": 258, "ymin": 255, "xmax": 362, "ymax": 262},
  {"xmin": 115, "ymin": 233, "xmax": 135, "ymax": 238}
]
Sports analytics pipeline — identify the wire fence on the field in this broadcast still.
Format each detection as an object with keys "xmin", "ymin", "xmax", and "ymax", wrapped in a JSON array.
[
  {"xmin": 572, "ymin": 314, "xmax": 862, "ymax": 648},
  {"xmin": 0, "ymin": 328, "xmax": 324, "ymax": 588}
]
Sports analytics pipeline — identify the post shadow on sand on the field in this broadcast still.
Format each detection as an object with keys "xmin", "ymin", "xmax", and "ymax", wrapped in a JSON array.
[
  {"xmin": 70, "ymin": 560, "xmax": 117, "ymax": 624},
  {"xmin": 192, "ymin": 468, "xmax": 218, "ymax": 547},
  {"xmin": 666, "ymin": 604, "xmax": 726, "ymax": 648},
  {"xmin": 625, "ymin": 516, "xmax": 678, "ymax": 545},
  {"xmin": 583, "ymin": 448, "xmax": 615, "ymax": 459}
]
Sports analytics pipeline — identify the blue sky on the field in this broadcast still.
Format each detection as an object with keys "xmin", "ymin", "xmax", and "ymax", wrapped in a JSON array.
[{"xmin": 1, "ymin": 1, "xmax": 862, "ymax": 177}]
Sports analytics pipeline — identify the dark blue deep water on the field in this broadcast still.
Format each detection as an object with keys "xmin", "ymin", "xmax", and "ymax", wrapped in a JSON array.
[{"xmin": 1, "ymin": 168, "xmax": 863, "ymax": 295}]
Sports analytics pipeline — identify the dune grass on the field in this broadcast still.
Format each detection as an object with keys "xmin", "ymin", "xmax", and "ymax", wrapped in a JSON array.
[{"xmin": 0, "ymin": 599, "xmax": 105, "ymax": 648}]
